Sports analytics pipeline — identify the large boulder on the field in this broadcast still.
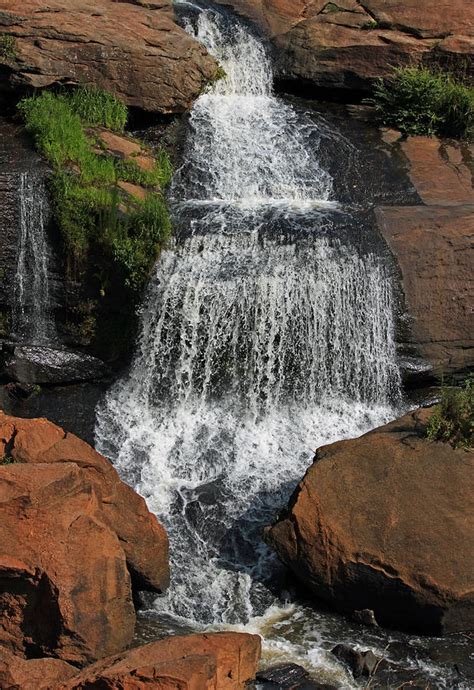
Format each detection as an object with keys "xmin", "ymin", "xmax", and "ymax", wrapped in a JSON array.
[
  {"xmin": 215, "ymin": 1, "xmax": 474, "ymax": 94},
  {"xmin": 265, "ymin": 408, "xmax": 474, "ymax": 634},
  {"xmin": 0, "ymin": 0, "xmax": 217, "ymax": 113},
  {"xmin": 59, "ymin": 632, "xmax": 262, "ymax": 689},
  {"xmin": 0, "ymin": 411, "xmax": 169, "ymax": 664}
]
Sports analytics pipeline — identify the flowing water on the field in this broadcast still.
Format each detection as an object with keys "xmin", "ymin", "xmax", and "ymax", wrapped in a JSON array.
[
  {"xmin": 13, "ymin": 171, "xmax": 54, "ymax": 343},
  {"xmin": 95, "ymin": 7, "xmax": 468, "ymax": 688}
]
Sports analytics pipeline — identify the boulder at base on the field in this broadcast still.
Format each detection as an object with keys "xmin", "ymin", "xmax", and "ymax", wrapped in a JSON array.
[
  {"xmin": 0, "ymin": 411, "xmax": 169, "ymax": 665},
  {"xmin": 0, "ymin": 0, "xmax": 217, "ymax": 113},
  {"xmin": 59, "ymin": 632, "xmax": 262, "ymax": 690},
  {"xmin": 265, "ymin": 408, "xmax": 474, "ymax": 634}
]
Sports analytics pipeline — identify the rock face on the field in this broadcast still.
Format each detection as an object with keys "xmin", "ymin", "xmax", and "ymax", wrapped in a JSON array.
[
  {"xmin": 266, "ymin": 408, "xmax": 474, "ymax": 634},
  {"xmin": 377, "ymin": 133, "xmax": 474, "ymax": 383},
  {"xmin": 377, "ymin": 204, "xmax": 474, "ymax": 382},
  {"xmin": 0, "ymin": 0, "xmax": 217, "ymax": 113},
  {"xmin": 0, "ymin": 411, "xmax": 169, "ymax": 664},
  {"xmin": 58, "ymin": 632, "xmax": 262, "ymax": 689},
  {"xmin": 215, "ymin": 0, "xmax": 474, "ymax": 94}
]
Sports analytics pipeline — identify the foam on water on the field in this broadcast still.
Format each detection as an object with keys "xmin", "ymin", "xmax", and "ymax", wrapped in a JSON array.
[{"xmin": 96, "ymin": 7, "xmax": 405, "ymax": 686}]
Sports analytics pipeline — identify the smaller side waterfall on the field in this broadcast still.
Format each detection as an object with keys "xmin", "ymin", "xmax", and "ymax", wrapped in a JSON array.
[{"xmin": 13, "ymin": 172, "xmax": 55, "ymax": 343}]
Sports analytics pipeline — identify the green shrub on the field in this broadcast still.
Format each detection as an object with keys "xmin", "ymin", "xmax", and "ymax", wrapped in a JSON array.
[
  {"xmin": 18, "ymin": 89, "xmax": 173, "ymax": 294},
  {"xmin": 68, "ymin": 86, "xmax": 127, "ymax": 131},
  {"xmin": 426, "ymin": 377, "xmax": 474, "ymax": 449},
  {"xmin": 372, "ymin": 67, "xmax": 474, "ymax": 139}
]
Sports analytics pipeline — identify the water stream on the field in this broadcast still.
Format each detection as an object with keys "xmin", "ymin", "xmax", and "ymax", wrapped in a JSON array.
[
  {"xmin": 95, "ymin": 7, "xmax": 468, "ymax": 688},
  {"xmin": 13, "ymin": 171, "xmax": 54, "ymax": 343}
]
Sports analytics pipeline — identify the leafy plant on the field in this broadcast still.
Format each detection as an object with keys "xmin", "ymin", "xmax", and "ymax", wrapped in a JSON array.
[
  {"xmin": 426, "ymin": 377, "xmax": 474, "ymax": 449},
  {"xmin": 0, "ymin": 456, "xmax": 15, "ymax": 465},
  {"xmin": 371, "ymin": 67, "xmax": 474, "ymax": 139}
]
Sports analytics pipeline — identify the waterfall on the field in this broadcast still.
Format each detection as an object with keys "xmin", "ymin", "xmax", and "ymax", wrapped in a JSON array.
[
  {"xmin": 13, "ymin": 171, "xmax": 54, "ymax": 343},
  {"xmin": 96, "ymin": 6, "xmax": 400, "ymax": 681}
]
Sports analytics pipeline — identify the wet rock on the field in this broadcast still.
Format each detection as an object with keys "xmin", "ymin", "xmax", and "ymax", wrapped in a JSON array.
[
  {"xmin": 331, "ymin": 644, "xmax": 379, "ymax": 678},
  {"xmin": 1, "ymin": 343, "xmax": 109, "ymax": 384},
  {"xmin": 214, "ymin": 0, "xmax": 474, "ymax": 95},
  {"xmin": 0, "ymin": 647, "xmax": 77, "ymax": 689},
  {"xmin": 352, "ymin": 608, "xmax": 379, "ymax": 627},
  {"xmin": 256, "ymin": 663, "xmax": 311, "ymax": 688},
  {"xmin": 266, "ymin": 408, "xmax": 474, "ymax": 634},
  {"xmin": 59, "ymin": 632, "xmax": 261, "ymax": 689},
  {"xmin": 0, "ymin": 411, "xmax": 169, "ymax": 664},
  {"xmin": 0, "ymin": 0, "xmax": 217, "ymax": 114}
]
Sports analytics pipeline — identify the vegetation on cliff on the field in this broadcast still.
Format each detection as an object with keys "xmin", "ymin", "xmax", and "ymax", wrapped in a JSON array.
[
  {"xmin": 18, "ymin": 88, "xmax": 173, "ymax": 359},
  {"xmin": 18, "ymin": 88, "xmax": 172, "ymax": 292},
  {"xmin": 427, "ymin": 377, "xmax": 474, "ymax": 449},
  {"xmin": 372, "ymin": 67, "xmax": 474, "ymax": 139}
]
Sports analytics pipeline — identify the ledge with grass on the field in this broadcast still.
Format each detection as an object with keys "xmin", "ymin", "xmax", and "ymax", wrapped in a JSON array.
[{"xmin": 17, "ymin": 87, "xmax": 173, "ymax": 361}]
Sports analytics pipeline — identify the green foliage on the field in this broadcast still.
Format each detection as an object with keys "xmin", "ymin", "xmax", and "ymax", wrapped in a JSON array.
[
  {"xmin": 112, "ymin": 195, "xmax": 171, "ymax": 291},
  {"xmin": 18, "ymin": 89, "xmax": 173, "ymax": 294},
  {"xmin": 0, "ymin": 34, "xmax": 16, "ymax": 61},
  {"xmin": 372, "ymin": 67, "xmax": 474, "ymax": 139},
  {"xmin": 68, "ymin": 86, "xmax": 128, "ymax": 131},
  {"xmin": 0, "ymin": 456, "xmax": 15, "ymax": 466},
  {"xmin": 426, "ymin": 378, "xmax": 474, "ymax": 449},
  {"xmin": 18, "ymin": 92, "xmax": 89, "ymax": 167}
]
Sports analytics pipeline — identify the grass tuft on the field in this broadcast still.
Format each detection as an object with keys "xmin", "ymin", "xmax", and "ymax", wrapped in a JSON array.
[
  {"xmin": 426, "ymin": 377, "xmax": 474, "ymax": 449},
  {"xmin": 69, "ymin": 86, "xmax": 128, "ymax": 131},
  {"xmin": 372, "ymin": 66, "xmax": 474, "ymax": 139}
]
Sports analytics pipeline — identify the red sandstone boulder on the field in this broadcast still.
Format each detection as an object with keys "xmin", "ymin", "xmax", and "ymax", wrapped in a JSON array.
[
  {"xmin": 0, "ymin": 648, "xmax": 76, "ymax": 690},
  {"xmin": 215, "ymin": 1, "xmax": 474, "ymax": 93},
  {"xmin": 0, "ymin": 411, "xmax": 169, "ymax": 592},
  {"xmin": 0, "ymin": 412, "xmax": 169, "ymax": 665},
  {"xmin": 59, "ymin": 632, "xmax": 262, "ymax": 689},
  {"xmin": 0, "ymin": 0, "xmax": 217, "ymax": 113},
  {"xmin": 266, "ymin": 408, "xmax": 474, "ymax": 634}
]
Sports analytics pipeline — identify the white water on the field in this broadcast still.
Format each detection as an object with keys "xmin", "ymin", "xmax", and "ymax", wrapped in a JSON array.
[
  {"xmin": 96, "ymin": 8, "xmax": 402, "ymax": 686},
  {"xmin": 13, "ymin": 171, "xmax": 54, "ymax": 343}
]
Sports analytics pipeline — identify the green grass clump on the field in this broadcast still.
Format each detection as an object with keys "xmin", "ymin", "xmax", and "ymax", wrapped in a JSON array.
[
  {"xmin": 426, "ymin": 377, "xmax": 474, "ymax": 449},
  {"xmin": 372, "ymin": 67, "xmax": 474, "ymax": 139},
  {"xmin": 0, "ymin": 34, "xmax": 16, "ymax": 61},
  {"xmin": 18, "ymin": 89, "xmax": 173, "ymax": 294},
  {"xmin": 69, "ymin": 86, "xmax": 127, "ymax": 131}
]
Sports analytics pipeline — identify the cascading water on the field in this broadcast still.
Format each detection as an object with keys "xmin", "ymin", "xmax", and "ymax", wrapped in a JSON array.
[
  {"xmin": 13, "ymin": 171, "xmax": 54, "ymax": 343},
  {"xmin": 96, "ymin": 7, "xmax": 403, "ymax": 685}
]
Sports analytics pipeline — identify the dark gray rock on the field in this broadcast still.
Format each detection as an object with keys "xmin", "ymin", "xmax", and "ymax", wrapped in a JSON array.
[
  {"xmin": 331, "ymin": 644, "xmax": 379, "ymax": 679},
  {"xmin": 352, "ymin": 608, "xmax": 379, "ymax": 627},
  {"xmin": 1, "ymin": 342, "xmax": 109, "ymax": 385},
  {"xmin": 256, "ymin": 663, "xmax": 336, "ymax": 689}
]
